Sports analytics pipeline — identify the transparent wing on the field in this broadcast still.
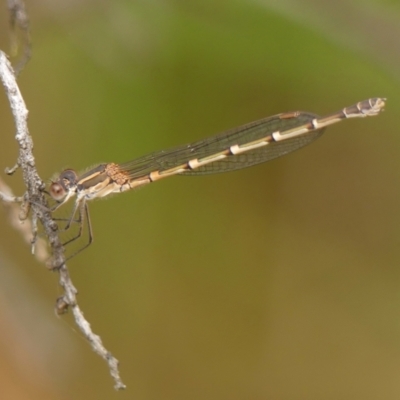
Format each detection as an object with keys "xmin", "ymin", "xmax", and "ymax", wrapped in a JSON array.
[{"xmin": 119, "ymin": 111, "xmax": 324, "ymax": 178}]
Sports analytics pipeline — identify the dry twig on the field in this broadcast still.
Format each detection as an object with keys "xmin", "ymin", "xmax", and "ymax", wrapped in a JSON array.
[{"xmin": 0, "ymin": 51, "xmax": 126, "ymax": 390}]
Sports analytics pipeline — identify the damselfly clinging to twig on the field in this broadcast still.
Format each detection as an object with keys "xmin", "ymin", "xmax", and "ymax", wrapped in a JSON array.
[{"xmin": 48, "ymin": 98, "xmax": 385, "ymax": 260}]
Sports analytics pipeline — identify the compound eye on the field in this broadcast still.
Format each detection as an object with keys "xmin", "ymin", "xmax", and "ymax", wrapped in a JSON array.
[{"xmin": 49, "ymin": 182, "xmax": 67, "ymax": 201}]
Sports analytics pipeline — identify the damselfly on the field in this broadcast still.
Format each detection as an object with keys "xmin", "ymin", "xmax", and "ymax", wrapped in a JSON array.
[{"xmin": 49, "ymin": 98, "xmax": 385, "ymax": 258}]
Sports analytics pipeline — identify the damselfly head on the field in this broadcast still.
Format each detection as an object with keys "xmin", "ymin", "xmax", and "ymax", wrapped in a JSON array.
[{"xmin": 49, "ymin": 169, "xmax": 78, "ymax": 201}]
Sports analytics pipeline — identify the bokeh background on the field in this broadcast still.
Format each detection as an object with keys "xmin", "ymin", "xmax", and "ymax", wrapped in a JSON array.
[{"xmin": 0, "ymin": 0, "xmax": 400, "ymax": 399}]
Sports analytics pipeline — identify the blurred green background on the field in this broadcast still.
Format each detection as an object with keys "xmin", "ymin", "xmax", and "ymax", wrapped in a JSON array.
[{"xmin": 1, "ymin": 0, "xmax": 400, "ymax": 399}]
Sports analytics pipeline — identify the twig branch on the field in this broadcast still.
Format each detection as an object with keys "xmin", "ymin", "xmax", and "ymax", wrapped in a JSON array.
[
  {"xmin": 0, "ymin": 52, "xmax": 126, "ymax": 390},
  {"xmin": 0, "ymin": 177, "xmax": 48, "ymax": 262}
]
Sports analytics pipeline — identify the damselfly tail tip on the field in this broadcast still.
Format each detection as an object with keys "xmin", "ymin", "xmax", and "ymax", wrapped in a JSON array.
[{"xmin": 368, "ymin": 97, "xmax": 386, "ymax": 115}]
